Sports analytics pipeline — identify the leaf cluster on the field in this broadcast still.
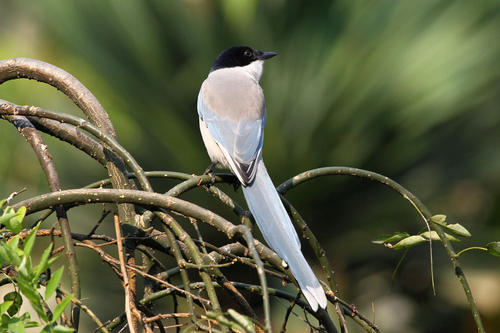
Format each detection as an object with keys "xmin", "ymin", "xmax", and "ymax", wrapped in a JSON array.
[
  {"xmin": 372, "ymin": 214, "xmax": 499, "ymax": 256},
  {"xmin": 0, "ymin": 200, "xmax": 73, "ymax": 333}
]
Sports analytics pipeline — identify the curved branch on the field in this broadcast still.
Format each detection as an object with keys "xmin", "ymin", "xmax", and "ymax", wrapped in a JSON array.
[
  {"xmin": 0, "ymin": 103, "xmax": 152, "ymax": 193},
  {"xmin": 278, "ymin": 166, "xmax": 485, "ymax": 333},
  {"xmin": 12, "ymin": 188, "xmax": 284, "ymax": 266},
  {"xmin": 0, "ymin": 58, "xmax": 115, "ymax": 136},
  {"xmin": 84, "ymin": 171, "xmax": 253, "ymax": 228},
  {"xmin": 0, "ymin": 61, "xmax": 141, "ymax": 287},
  {"xmin": 0, "ymin": 58, "xmax": 144, "ymax": 329}
]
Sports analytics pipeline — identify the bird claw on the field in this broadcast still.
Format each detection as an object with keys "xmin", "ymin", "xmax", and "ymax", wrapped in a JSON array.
[{"xmin": 203, "ymin": 162, "xmax": 217, "ymax": 186}]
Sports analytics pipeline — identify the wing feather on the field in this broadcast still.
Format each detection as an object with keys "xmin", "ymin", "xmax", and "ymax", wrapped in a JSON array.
[{"xmin": 197, "ymin": 70, "xmax": 266, "ymax": 185}]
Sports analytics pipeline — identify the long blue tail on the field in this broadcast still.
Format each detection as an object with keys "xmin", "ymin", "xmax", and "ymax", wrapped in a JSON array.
[{"xmin": 242, "ymin": 159, "xmax": 327, "ymax": 311}]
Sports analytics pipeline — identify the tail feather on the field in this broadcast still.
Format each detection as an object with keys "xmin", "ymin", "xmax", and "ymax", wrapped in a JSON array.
[{"xmin": 242, "ymin": 159, "xmax": 327, "ymax": 311}]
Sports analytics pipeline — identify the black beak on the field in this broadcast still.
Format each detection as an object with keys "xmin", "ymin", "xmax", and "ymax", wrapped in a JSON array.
[{"xmin": 258, "ymin": 51, "xmax": 277, "ymax": 60}]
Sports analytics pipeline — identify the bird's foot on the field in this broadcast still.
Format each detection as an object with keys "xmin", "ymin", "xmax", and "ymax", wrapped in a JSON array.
[{"xmin": 203, "ymin": 162, "xmax": 217, "ymax": 186}]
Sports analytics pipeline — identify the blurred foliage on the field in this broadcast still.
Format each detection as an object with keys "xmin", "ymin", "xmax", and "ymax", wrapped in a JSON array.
[{"xmin": 1, "ymin": 0, "xmax": 499, "ymax": 332}]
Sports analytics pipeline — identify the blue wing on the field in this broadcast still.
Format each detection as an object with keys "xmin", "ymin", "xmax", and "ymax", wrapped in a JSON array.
[{"xmin": 198, "ymin": 91, "xmax": 266, "ymax": 185}]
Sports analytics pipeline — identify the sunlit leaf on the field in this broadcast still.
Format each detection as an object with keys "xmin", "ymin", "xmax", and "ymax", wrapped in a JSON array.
[
  {"xmin": 392, "ymin": 235, "xmax": 426, "ymax": 249},
  {"xmin": 53, "ymin": 325, "xmax": 75, "ymax": 332},
  {"xmin": 50, "ymin": 295, "xmax": 73, "ymax": 324},
  {"xmin": 0, "ymin": 245, "xmax": 11, "ymax": 264},
  {"xmin": 46, "ymin": 255, "xmax": 62, "ymax": 269},
  {"xmin": 420, "ymin": 231, "xmax": 460, "ymax": 242},
  {"xmin": 430, "ymin": 214, "xmax": 447, "ymax": 226},
  {"xmin": 2, "ymin": 207, "xmax": 25, "ymax": 234},
  {"xmin": 5, "ymin": 237, "xmax": 21, "ymax": 266},
  {"xmin": 0, "ymin": 301, "xmax": 14, "ymax": 314},
  {"xmin": 45, "ymin": 266, "xmax": 64, "ymax": 299},
  {"xmin": 445, "ymin": 223, "xmax": 471, "ymax": 237},
  {"xmin": 0, "ymin": 212, "xmax": 17, "ymax": 226},
  {"xmin": 24, "ymin": 321, "xmax": 40, "ymax": 328},
  {"xmin": 15, "ymin": 278, "xmax": 47, "ymax": 321},
  {"xmin": 34, "ymin": 243, "xmax": 53, "ymax": 282},
  {"xmin": 7, "ymin": 318, "xmax": 24, "ymax": 333},
  {"xmin": 24, "ymin": 222, "xmax": 41, "ymax": 256}
]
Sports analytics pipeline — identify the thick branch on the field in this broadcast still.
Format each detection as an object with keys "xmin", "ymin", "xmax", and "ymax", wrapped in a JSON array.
[
  {"xmin": 0, "ymin": 58, "xmax": 114, "ymax": 135},
  {"xmin": 12, "ymin": 188, "xmax": 284, "ymax": 266}
]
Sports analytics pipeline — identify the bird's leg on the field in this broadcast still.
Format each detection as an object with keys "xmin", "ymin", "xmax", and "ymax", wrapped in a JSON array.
[{"xmin": 203, "ymin": 161, "xmax": 217, "ymax": 185}]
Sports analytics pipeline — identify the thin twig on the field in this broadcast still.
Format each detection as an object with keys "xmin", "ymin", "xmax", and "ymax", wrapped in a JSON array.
[
  {"xmin": 5, "ymin": 187, "xmax": 27, "ymax": 204},
  {"xmin": 280, "ymin": 292, "xmax": 301, "ymax": 333},
  {"xmin": 143, "ymin": 313, "xmax": 191, "ymax": 324},
  {"xmin": 77, "ymin": 240, "xmax": 210, "ymax": 305},
  {"xmin": 87, "ymin": 210, "xmax": 111, "ymax": 238},
  {"xmin": 114, "ymin": 213, "xmax": 137, "ymax": 333},
  {"xmin": 57, "ymin": 288, "xmax": 110, "ymax": 333}
]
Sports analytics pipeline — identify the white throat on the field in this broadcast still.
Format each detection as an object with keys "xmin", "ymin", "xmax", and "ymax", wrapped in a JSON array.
[{"xmin": 240, "ymin": 60, "xmax": 264, "ymax": 82}]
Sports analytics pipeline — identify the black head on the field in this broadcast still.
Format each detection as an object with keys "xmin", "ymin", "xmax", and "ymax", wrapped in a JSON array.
[{"xmin": 210, "ymin": 46, "xmax": 277, "ymax": 72}]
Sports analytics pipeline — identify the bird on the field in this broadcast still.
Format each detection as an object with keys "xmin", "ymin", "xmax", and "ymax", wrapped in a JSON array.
[{"xmin": 197, "ymin": 46, "xmax": 327, "ymax": 311}]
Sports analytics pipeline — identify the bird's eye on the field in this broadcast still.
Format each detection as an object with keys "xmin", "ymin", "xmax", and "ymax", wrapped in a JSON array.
[{"xmin": 244, "ymin": 50, "xmax": 252, "ymax": 57}]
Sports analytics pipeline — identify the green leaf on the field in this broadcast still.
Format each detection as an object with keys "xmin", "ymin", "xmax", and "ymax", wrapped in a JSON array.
[
  {"xmin": 45, "ymin": 266, "xmax": 64, "ymax": 299},
  {"xmin": 372, "ymin": 232, "xmax": 410, "ymax": 244},
  {"xmin": 53, "ymin": 325, "xmax": 75, "ymax": 332},
  {"xmin": 0, "ymin": 212, "xmax": 17, "ymax": 226},
  {"xmin": 34, "ymin": 243, "xmax": 53, "ymax": 281},
  {"xmin": 46, "ymin": 254, "xmax": 62, "ymax": 269},
  {"xmin": 1, "ymin": 206, "xmax": 25, "ymax": 234},
  {"xmin": 445, "ymin": 223, "xmax": 471, "ymax": 237},
  {"xmin": 486, "ymin": 242, "xmax": 500, "ymax": 257},
  {"xmin": 1, "ymin": 313, "xmax": 10, "ymax": 326},
  {"xmin": 392, "ymin": 235, "xmax": 426, "ymax": 249},
  {"xmin": 18, "ymin": 312, "xmax": 30, "ymax": 321},
  {"xmin": 41, "ymin": 325, "xmax": 52, "ymax": 332},
  {"xmin": 4, "ymin": 237, "xmax": 22, "ymax": 266},
  {"xmin": 18, "ymin": 256, "xmax": 30, "ymax": 279},
  {"xmin": 10, "ymin": 206, "xmax": 26, "ymax": 234},
  {"xmin": 15, "ymin": 278, "xmax": 47, "ymax": 321},
  {"xmin": 50, "ymin": 294, "xmax": 73, "ymax": 324},
  {"xmin": 8, "ymin": 317, "xmax": 25, "ymax": 333},
  {"xmin": 0, "ymin": 245, "xmax": 11, "ymax": 264},
  {"xmin": 0, "ymin": 301, "xmax": 14, "ymax": 314},
  {"xmin": 7, "ymin": 236, "xmax": 20, "ymax": 254},
  {"xmin": 4, "ymin": 292, "xmax": 22, "ymax": 316},
  {"xmin": 24, "ymin": 222, "xmax": 42, "ymax": 256},
  {"xmin": 420, "ymin": 231, "xmax": 460, "ymax": 242},
  {"xmin": 430, "ymin": 214, "xmax": 447, "ymax": 226},
  {"xmin": 24, "ymin": 321, "xmax": 40, "ymax": 328}
]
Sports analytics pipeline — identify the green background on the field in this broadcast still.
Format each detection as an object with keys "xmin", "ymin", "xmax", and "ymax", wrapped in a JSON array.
[{"xmin": 1, "ymin": 1, "xmax": 499, "ymax": 332}]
